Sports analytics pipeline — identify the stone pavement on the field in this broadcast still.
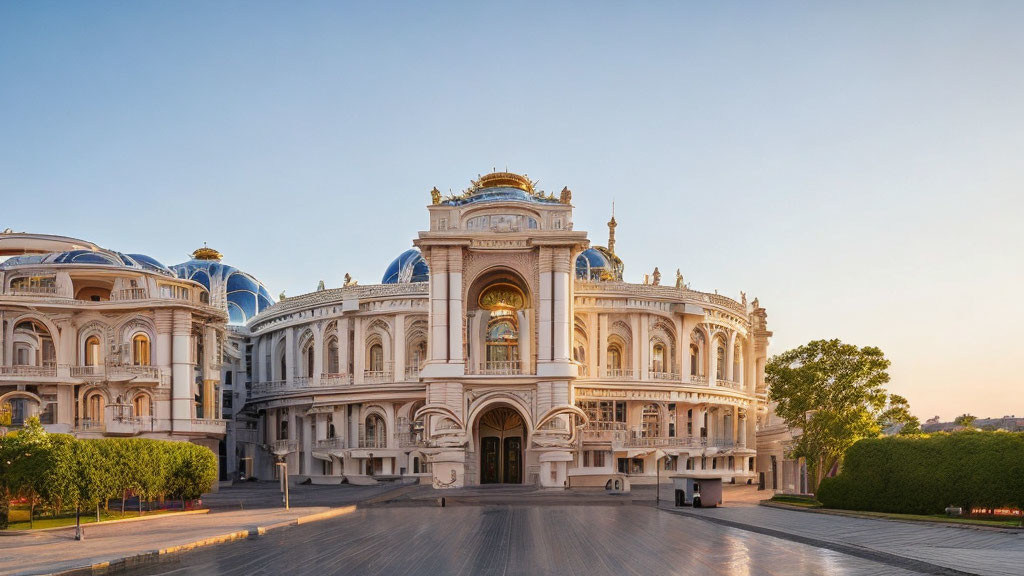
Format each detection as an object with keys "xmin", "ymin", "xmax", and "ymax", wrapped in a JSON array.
[
  {"xmin": 0, "ymin": 482, "xmax": 400, "ymax": 576},
  {"xmin": 662, "ymin": 500, "xmax": 1024, "ymax": 576}
]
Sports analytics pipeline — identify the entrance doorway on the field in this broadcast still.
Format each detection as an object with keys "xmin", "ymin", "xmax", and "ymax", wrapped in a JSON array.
[{"xmin": 477, "ymin": 406, "xmax": 524, "ymax": 484}]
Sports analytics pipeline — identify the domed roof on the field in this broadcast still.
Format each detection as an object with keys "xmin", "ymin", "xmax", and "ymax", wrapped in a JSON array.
[
  {"xmin": 171, "ymin": 247, "xmax": 274, "ymax": 325},
  {"xmin": 0, "ymin": 248, "xmax": 174, "ymax": 276},
  {"xmin": 382, "ymin": 248, "xmax": 429, "ymax": 284},
  {"xmin": 575, "ymin": 246, "xmax": 623, "ymax": 282},
  {"xmin": 440, "ymin": 171, "xmax": 563, "ymax": 207}
]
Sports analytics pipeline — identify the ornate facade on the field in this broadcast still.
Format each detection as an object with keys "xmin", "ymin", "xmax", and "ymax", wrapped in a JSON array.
[
  {"xmin": 0, "ymin": 233, "xmax": 231, "ymax": 461},
  {"xmin": 1, "ymin": 171, "xmax": 773, "ymax": 490},
  {"xmin": 243, "ymin": 171, "xmax": 772, "ymax": 488}
]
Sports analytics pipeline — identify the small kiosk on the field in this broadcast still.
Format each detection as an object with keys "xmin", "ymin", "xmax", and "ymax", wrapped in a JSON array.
[{"xmin": 671, "ymin": 473, "xmax": 725, "ymax": 508}]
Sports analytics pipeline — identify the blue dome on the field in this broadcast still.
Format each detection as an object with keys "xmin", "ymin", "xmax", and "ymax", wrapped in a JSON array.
[
  {"xmin": 443, "ymin": 186, "xmax": 561, "ymax": 207},
  {"xmin": 0, "ymin": 249, "xmax": 174, "ymax": 276},
  {"xmin": 382, "ymin": 249, "xmax": 429, "ymax": 284},
  {"xmin": 171, "ymin": 258, "xmax": 274, "ymax": 325},
  {"xmin": 576, "ymin": 247, "xmax": 623, "ymax": 281}
]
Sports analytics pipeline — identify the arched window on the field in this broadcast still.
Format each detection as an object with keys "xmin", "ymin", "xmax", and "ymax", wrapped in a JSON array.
[
  {"xmin": 306, "ymin": 344, "xmax": 314, "ymax": 378},
  {"xmin": 86, "ymin": 392, "xmax": 105, "ymax": 423},
  {"xmin": 279, "ymin": 354, "xmax": 287, "ymax": 381},
  {"xmin": 85, "ymin": 335, "xmax": 101, "ymax": 366},
  {"xmin": 642, "ymin": 403, "xmax": 661, "ymax": 437},
  {"xmin": 369, "ymin": 343, "xmax": 384, "ymax": 372},
  {"xmin": 690, "ymin": 344, "xmax": 699, "ymax": 376},
  {"xmin": 328, "ymin": 423, "xmax": 336, "ymax": 439},
  {"xmin": 327, "ymin": 338, "xmax": 340, "ymax": 374},
  {"xmin": 132, "ymin": 393, "xmax": 151, "ymax": 418},
  {"xmin": 716, "ymin": 345, "xmax": 726, "ymax": 377},
  {"xmin": 485, "ymin": 317, "xmax": 518, "ymax": 364},
  {"xmin": 132, "ymin": 334, "xmax": 151, "ymax": 366},
  {"xmin": 607, "ymin": 346, "xmax": 622, "ymax": 371},
  {"xmin": 413, "ymin": 340, "xmax": 427, "ymax": 367},
  {"xmin": 652, "ymin": 343, "xmax": 665, "ymax": 373},
  {"xmin": 733, "ymin": 345, "xmax": 741, "ymax": 383},
  {"xmin": 365, "ymin": 413, "xmax": 386, "ymax": 447}
]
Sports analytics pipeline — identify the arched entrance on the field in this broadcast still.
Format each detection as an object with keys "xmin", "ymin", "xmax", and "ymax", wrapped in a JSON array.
[{"xmin": 477, "ymin": 406, "xmax": 525, "ymax": 484}]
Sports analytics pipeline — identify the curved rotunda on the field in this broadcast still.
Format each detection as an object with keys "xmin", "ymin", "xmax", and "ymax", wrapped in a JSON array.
[{"xmin": 239, "ymin": 171, "xmax": 773, "ymax": 489}]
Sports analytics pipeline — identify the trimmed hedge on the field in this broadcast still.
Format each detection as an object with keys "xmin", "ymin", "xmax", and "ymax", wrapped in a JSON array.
[{"xmin": 817, "ymin": 432, "xmax": 1024, "ymax": 515}]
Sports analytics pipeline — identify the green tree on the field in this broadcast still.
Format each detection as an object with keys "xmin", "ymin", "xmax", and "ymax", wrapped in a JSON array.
[
  {"xmin": 879, "ymin": 394, "xmax": 922, "ymax": 435},
  {"xmin": 1, "ymin": 417, "xmax": 53, "ymax": 527},
  {"xmin": 954, "ymin": 414, "xmax": 977, "ymax": 429},
  {"xmin": 165, "ymin": 442, "xmax": 217, "ymax": 509},
  {"xmin": 767, "ymin": 339, "xmax": 891, "ymax": 493}
]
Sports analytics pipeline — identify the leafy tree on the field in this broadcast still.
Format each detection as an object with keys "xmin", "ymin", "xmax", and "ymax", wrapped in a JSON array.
[
  {"xmin": 954, "ymin": 414, "xmax": 977, "ymax": 429},
  {"xmin": 879, "ymin": 394, "xmax": 922, "ymax": 435},
  {"xmin": 165, "ymin": 442, "xmax": 217, "ymax": 509},
  {"xmin": 767, "ymin": 339, "xmax": 891, "ymax": 493},
  {"xmin": 1, "ymin": 417, "xmax": 53, "ymax": 527}
]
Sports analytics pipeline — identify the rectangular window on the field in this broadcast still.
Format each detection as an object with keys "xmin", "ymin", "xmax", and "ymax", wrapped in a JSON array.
[
  {"xmin": 615, "ymin": 402, "xmax": 626, "ymax": 423},
  {"xmin": 617, "ymin": 458, "xmax": 629, "ymax": 474},
  {"xmin": 630, "ymin": 458, "xmax": 644, "ymax": 475},
  {"xmin": 583, "ymin": 451, "xmax": 591, "ymax": 467},
  {"xmin": 585, "ymin": 451, "xmax": 607, "ymax": 468},
  {"xmin": 664, "ymin": 456, "xmax": 676, "ymax": 471},
  {"xmin": 669, "ymin": 422, "xmax": 676, "ymax": 437}
]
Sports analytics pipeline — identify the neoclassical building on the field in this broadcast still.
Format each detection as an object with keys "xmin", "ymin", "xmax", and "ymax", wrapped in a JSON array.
[
  {"xmin": 242, "ymin": 172, "xmax": 772, "ymax": 488},
  {"xmin": 0, "ymin": 233, "xmax": 230, "ymax": 458},
  {"xmin": 0, "ymin": 171, "xmax": 773, "ymax": 490}
]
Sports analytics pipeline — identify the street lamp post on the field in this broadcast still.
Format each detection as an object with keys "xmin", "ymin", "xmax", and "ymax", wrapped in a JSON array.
[{"xmin": 276, "ymin": 461, "xmax": 289, "ymax": 510}]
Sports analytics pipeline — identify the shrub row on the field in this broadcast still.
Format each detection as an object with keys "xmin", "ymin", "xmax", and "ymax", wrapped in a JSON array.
[
  {"xmin": 817, "ymin": 432, "xmax": 1024, "ymax": 515},
  {"xmin": 0, "ymin": 418, "xmax": 217, "ymax": 528}
]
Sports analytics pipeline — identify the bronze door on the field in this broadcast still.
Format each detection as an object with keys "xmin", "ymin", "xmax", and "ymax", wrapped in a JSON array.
[
  {"xmin": 481, "ymin": 436, "xmax": 500, "ymax": 484},
  {"xmin": 503, "ymin": 437, "xmax": 522, "ymax": 484}
]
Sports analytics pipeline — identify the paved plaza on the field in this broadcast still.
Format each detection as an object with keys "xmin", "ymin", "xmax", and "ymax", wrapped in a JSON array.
[{"xmin": 1, "ymin": 483, "xmax": 1020, "ymax": 576}]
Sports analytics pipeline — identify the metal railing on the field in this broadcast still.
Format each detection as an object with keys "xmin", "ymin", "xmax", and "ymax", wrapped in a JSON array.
[
  {"xmin": 404, "ymin": 366, "xmax": 420, "ymax": 380},
  {"xmin": 270, "ymin": 439, "xmax": 298, "ymax": 454}
]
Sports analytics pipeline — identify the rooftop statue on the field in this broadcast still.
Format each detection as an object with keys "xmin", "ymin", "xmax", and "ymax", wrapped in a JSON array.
[
  {"xmin": 675, "ymin": 269, "xmax": 684, "ymax": 289},
  {"xmin": 560, "ymin": 186, "xmax": 572, "ymax": 205},
  {"xmin": 652, "ymin": 267, "xmax": 661, "ymax": 286},
  {"xmin": 344, "ymin": 273, "xmax": 357, "ymax": 287},
  {"xmin": 430, "ymin": 187, "xmax": 441, "ymax": 205},
  {"xmin": 317, "ymin": 280, "xmax": 325, "ymax": 292}
]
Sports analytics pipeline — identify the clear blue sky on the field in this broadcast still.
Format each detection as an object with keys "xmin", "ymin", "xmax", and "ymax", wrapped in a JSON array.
[{"xmin": 2, "ymin": 2, "xmax": 1021, "ymax": 420}]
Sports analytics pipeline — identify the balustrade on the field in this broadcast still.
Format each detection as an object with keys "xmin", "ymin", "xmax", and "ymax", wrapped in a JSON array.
[
  {"xmin": 112, "ymin": 288, "xmax": 148, "ymax": 301},
  {"xmin": 470, "ymin": 360, "xmax": 521, "ymax": 375},
  {"xmin": 688, "ymin": 374, "xmax": 708, "ymax": 386},
  {"xmin": 604, "ymin": 368, "xmax": 636, "ymax": 380},
  {"xmin": 650, "ymin": 371, "xmax": 680, "ymax": 381},
  {"xmin": 716, "ymin": 379, "xmax": 742, "ymax": 390},
  {"xmin": 0, "ymin": 365, "xmax": 57, "ymax": 377},
  {"xmin": 315, "ymin": 437, "xmax": 346, "ymax": 450}
]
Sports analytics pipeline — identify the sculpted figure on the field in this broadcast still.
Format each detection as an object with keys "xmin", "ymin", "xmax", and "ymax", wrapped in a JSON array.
[
  {"xmin": 430, "ymin": 187, "xmax": 441, "ymax": 205},
  {"xmin": 344, "ymin": 273, "xmax": 358, "ymax": 287},
  {"xmin": 675, "ymin": 269, "xmax": 684, "ymax": 288},
  {"xmin": 278, "ymin": 291, "xmax": 286, "ymax": 301},
  {"xmin": 317, "ymin": 280, "xmax": 325, "ymax": 291},
  {"xmin": 560, "ymin": 186, "xmax": 572, "ymax": 204},
  {"xmin": 652, "ymin": 267, "xmax": 661, "ymax": 286}
]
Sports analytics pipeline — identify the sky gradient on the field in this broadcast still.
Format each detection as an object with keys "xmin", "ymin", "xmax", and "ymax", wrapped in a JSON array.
[{"xmin": 2, "ymin": 2, "xmax": 1021, "ymax": 421}]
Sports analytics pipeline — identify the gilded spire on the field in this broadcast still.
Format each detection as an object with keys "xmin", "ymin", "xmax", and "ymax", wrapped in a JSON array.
[
  {"xmin": 607, "ymin": 201, "xmax": 617, "ymax": 254},
  {"xmin": 192, "ymin": 242, "xmax": 223, "ymax": 261}
]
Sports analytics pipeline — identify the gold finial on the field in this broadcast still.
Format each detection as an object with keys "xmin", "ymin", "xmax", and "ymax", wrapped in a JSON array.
[
  {"xmin": 559, "ymin": 186, "xmax": 572, "ymax": 204},
  {"xmin": 192, "ymin": 242, "xmax": 223, "ymax": 261},
  {"xmin": 470, "ymin": 171, "xmax": 535, "ymax": 194},
  {"xmin": 430, "ymin": 187, "xmax": 441, "ymax": 205},
  {"xmin": 607, "ymin": 201, "xmax": 617, "ymax": 254}
]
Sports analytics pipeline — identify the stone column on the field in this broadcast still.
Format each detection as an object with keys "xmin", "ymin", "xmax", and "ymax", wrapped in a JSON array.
[
  {"xmin": 598, "ymin": 314, "xmax": 608, "ymax": 377},
  {"xmin": 429, "ymin": 247, "xmax": 448, "ymax": 361},
  {"xmin": 447, "ymin": 247, "xmax": 464, "ymax": 364},
  {"xmin": 587, "ymin": 312, "xmax": 599, "ymax": 377},
  {"xmin": 516, "ymin": 309, "xmax": 530, "ymax": 371},
  {"xmin": 629, "ymin": 315, "xmax": 641, "ymax": 376},
  {"xmin": 284, "ymin": 327, "xmax": 295, "ymax": 385},
  {"xmin": 353, "ymin": 317, "xmax": 364, "ymax": 384},
  {"xmin": 639, "ymin": 314, "xmax": 650, "ymax": 380},
  {"xmin": 538, "ymin": 248, "xmax": 553, "ymax": 362},
  {"xmin": 302, "ymin": 414, "xmax": 312, "ymax": 475},
  {"xmin": 337, "ymin": 317, "xmax": 350, "ymax": 377},
  {"xmin": 673, "ymin": 316, "xmax": 685, "ymax": 380},
  {"xmin": 171, "ymin": 310, "xmax": 193, "ymax": 429},
  {"xmin": 393, "ymin": 314, "xmax": 406, "ymax": 381},
  {"xmin": 726, "ymin": 331, "xmax": 737, "ymax": 382},
  {"xmin": 706, "ymin": 327, "xmax": 718, "ymax": 387},
  {"xmin": 552, "ymin": 247, "xmax": 571, "ymax": 362},
  {"xmin": 312, "ymin": 325, "xmax": 324, "ymax": 381}
]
